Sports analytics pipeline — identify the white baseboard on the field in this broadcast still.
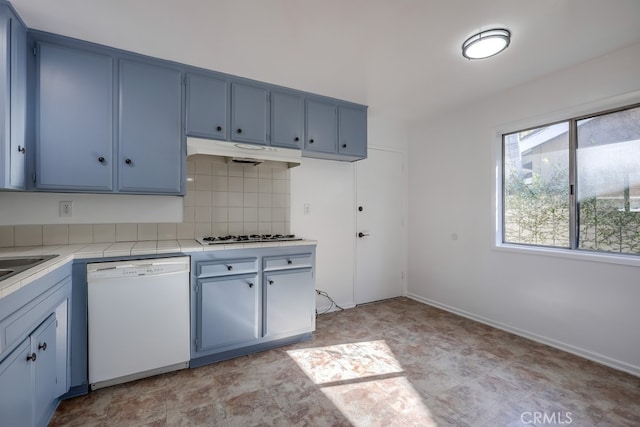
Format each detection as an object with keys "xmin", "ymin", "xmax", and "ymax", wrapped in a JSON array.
[{"xmin": 406, "ymin": 292, "xmax": 640, "ymax": 378}]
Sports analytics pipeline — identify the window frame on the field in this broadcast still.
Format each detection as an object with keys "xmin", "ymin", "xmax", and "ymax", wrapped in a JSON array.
[{"xmin": 494, "ymin": 93, "xmax": 640, "ymax": 267}]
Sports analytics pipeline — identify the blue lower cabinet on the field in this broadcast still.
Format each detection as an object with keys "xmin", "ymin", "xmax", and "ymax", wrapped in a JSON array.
[
  {"xmin": 0, "ymin": 264, "xmax": 71, "ymax": 427},
  {"xmin": 0, "ymin": 338, "xmax": 32, "ymax": 426},
  {"xmin": 197, "ymin": 274, "xmax": 260, "ymax": 352},
  {"xmin": 190, "ymin": 246, "xmax": 316, "ymax": 367},
  {"xmin": 264, "ymin": 268, "xmax": 314, "ymax": 339},
  {"xmin": 33, "ymin": 315, "xmax": 58, "ymax": 427},
  {"xmin": 0, "ymin": 313, "xmax": 63, "ymax": 427}
]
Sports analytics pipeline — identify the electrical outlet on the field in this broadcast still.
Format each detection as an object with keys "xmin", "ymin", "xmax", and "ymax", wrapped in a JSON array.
[{"xmin": 59, "ymin": 201, "xmax": 73, "ymax": 217}]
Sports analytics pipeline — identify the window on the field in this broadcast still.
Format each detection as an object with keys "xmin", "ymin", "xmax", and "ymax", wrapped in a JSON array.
[{"xmin": 502, "ymin": 104, "xmax": 640, "ymax": 255}]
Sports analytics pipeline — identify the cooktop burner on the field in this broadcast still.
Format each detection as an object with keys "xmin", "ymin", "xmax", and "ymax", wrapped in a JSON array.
[{"xmin": 197, "ymin": 234, "xmax": 302, "ymax": 245}]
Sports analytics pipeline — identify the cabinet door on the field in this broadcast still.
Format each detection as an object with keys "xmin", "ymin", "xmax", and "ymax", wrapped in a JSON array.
[
  {"xmin": 197, "ymin": 274, "xmax": 259, "ymax": 351},
  {"xmin": 338, "ymin": 105, "xmax": 367, "ymax": 158},
  {"xmin": 186, "ymin": 73, "xmax": 228, "ymax": 140},
  {"xmin": 264, "ymin": 268, "xmax": 314, "ymax": 338},
  {"xmin": 37, "ymin": 42, "xmax": 113, "ymax": 191},
  {"xmin": 0, "ymin": 10, "xmax": 27, "ymax": 190},
  {"xmin": 231, "ymin": 82, "xmax": 268, "ymax": 145},
  {"xmin": 0, "ymin": 337, "xmax": 32, "ymax": 427},
  {"xmin": 33, "ymin": 315, "xmax": 57, "ymax": 427},
  {"xmin": 305, "ymin": 99, "xmax": 337, "ymax": 154},
  {"xmin": 270, "ymin": 91, "xmax": 303, "ymax": 149},
  {"xmin": 118, "ymin": 59, "xmax": 182, "ymax": 194},
  {"xmin": 0, "ymin": 9, "xmax": 10, "ymax": 189}
]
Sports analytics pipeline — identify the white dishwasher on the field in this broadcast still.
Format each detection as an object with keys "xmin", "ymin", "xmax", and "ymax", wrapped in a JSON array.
[{"xmin": 87, "ymin": 256, "xmax": 190, "ymax": 390}]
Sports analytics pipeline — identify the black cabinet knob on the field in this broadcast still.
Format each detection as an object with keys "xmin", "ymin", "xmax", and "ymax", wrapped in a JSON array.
[
  {"xmin": 216, "ymin": 126, "xmax": 223, "ymax": 132},
  {"xmin": 98, "ymin": 156, "xmax": 105, "ymax": 163},
  {"xmin": 227, "ymin": 265, "xmax": 233, "ymax": 271},
  {"xmin": 17, "ymin": 145, "xmax": 26, "ymax": 154},
  {"xmin": 342, "ymin": 144, "xmax": 347, "ymax": 148},
  {"xmin": 248, "ymin": 282, "xmax": 254, "ymax": 288},
  {"xmin": 39, "ymin": 342, "xmax": 47, "ymax": 351},
  {"xmin": 269, "ymin": 280, "xmax": 274, "ymax": 285},
  {"xmin": 309, "ymin": 139, "xmax": 314, "ymax": 144},
  {"xmin": 287, "ymin": 260, "xmax": 292, "ymax": 265},
  {"xmin": 125, "ymin": 158, "xmax": 132, "ymax": 165},
  {"xmin": 236, "ymin": 128, "xmax": 242, "ymax": 134},
  {"xmin": 26, "ymin": 353, "xmax": 37, "ymax": 362},
  {"xmin": 294, "ymin": 137, "xmax": 299, "ymax": 142}
]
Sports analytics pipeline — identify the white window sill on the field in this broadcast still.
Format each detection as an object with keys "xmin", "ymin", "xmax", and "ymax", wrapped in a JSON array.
[{"xmin": 494, "ymin": 243, "xmax": 640, "ymax": 268}]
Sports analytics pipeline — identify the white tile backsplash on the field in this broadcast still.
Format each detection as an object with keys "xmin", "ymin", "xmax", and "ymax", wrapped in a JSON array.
[
  {"xmin": 15, "ymin": 225, "xmax": 43, "ymax": 246},
  {"xmin": 0, "ymin": 155, "xmax": 290, "ymax": 247},
  {"xmin": 43, "ymin": 225, "xmax": 69, "ymax": 246},
  {"xmin": 69, "ymin": 225, "xmax": 93, "ymax": 244}
]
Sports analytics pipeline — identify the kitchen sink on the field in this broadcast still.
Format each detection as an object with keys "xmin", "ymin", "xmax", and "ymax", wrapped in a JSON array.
[{"xmin": 0, "ymin": 255, "xmax": 58, "ymax": 282}]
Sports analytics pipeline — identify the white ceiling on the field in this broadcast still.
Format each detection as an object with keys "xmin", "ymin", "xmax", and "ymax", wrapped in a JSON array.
[{"xmin": 10, "ymin": 0, "xmax": 640, "ymax": 123}]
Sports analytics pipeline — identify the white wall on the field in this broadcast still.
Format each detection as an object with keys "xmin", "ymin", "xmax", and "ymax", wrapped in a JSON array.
[
  {"xmin": 291, "ymin": 113, "xmax": 409, "ymax": 311},
  {"xmin": 407, "ymin": 42, "xmax": 640, "ymax": 375},
  {"xmin": 0, "ymin": 192, "xmax": 182, "ymax": 225}
]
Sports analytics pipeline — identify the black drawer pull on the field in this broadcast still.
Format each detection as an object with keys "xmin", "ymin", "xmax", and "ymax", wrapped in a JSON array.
[{"xmin": 39, "ymin": 342, "xmax": 47, "ymax": 351}]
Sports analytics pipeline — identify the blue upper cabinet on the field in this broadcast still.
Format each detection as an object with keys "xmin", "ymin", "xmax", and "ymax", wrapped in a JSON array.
[
  {"xmin": 0, "ymin": 3, "xmax": 26, "ymax": 190},
  {"xmin": 303, "ymin": 98, "xmax": 367, "ymax": 161},
  {"xmin": 36, "ymin": 41, "xmax": 114, "ymax": 191},
  {"xmin": 338, "ymin": 105, "xmax": 367, "ymax": 159},
  {"xmin": 231, "ymin": 82, "xmax": 268, "ymax": 145},
  {"xmin": 118, "ymin": 59, "xmax": 182, "ymax": 194},
  {"xmin": 305, "ymin": 98, "xmax": 337, "ymax": 155},
  {"xmin": 270, "ymin": 90, "xmax": 303, "ymax": 149},
  {"xmin": 32, "ymin": 32, "xmax": 184, "ymax": 195},
  {"xmin": 186, "ymin": 73, "xmax": 228, "ymax": 141}
]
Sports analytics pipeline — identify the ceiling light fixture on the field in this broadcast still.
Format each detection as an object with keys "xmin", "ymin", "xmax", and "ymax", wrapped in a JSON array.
[{"xmin": 462, "ymin": 28, "xmax": 510, "ymax": 60}]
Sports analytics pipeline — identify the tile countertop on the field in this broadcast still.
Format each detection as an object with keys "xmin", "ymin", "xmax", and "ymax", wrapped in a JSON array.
[{"xmin": 0, "ymin": 239, "xmax": 317, "ymax": 299}]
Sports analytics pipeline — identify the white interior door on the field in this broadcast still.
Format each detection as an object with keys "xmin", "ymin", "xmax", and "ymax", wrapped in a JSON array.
[{"xmin": 356, "ymin": 148, "xmax": 404, "ymax": 304}]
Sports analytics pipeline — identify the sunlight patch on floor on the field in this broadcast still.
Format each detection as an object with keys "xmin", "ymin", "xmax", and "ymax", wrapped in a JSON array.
[{"xmin": 287, "ymin": 340, "xmax": 437, "ymax": 426}]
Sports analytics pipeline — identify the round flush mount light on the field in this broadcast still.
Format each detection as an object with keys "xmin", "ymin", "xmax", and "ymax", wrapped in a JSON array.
[{"xmin": 462, "ymin": 28, "xmax": 511, "ymax": 60}]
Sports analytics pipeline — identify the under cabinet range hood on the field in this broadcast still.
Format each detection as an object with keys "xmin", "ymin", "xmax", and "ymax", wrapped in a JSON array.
[{"xmin": 186, "ymin": 138, "xmax": 301, "ymax": 168}]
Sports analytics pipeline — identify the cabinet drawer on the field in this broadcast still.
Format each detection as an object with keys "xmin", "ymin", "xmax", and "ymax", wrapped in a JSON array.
[
  {"xmin": 197, "ymin": 258, "xmax": 258, "ymax": 277},
  {"xmin": 263, "ymin": 253, "xmax": 313, "ymax": 270}
]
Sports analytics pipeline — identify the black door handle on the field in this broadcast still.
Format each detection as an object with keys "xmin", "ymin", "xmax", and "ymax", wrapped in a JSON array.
[{"xmin": 358, "ymin": 232, "xmax": 370, "ymax": 238}]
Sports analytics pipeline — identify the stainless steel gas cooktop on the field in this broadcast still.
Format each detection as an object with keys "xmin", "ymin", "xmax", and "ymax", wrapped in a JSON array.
[{"xmin": 196, "ymin": 234, "xmax": 303, "ymax": 246}]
